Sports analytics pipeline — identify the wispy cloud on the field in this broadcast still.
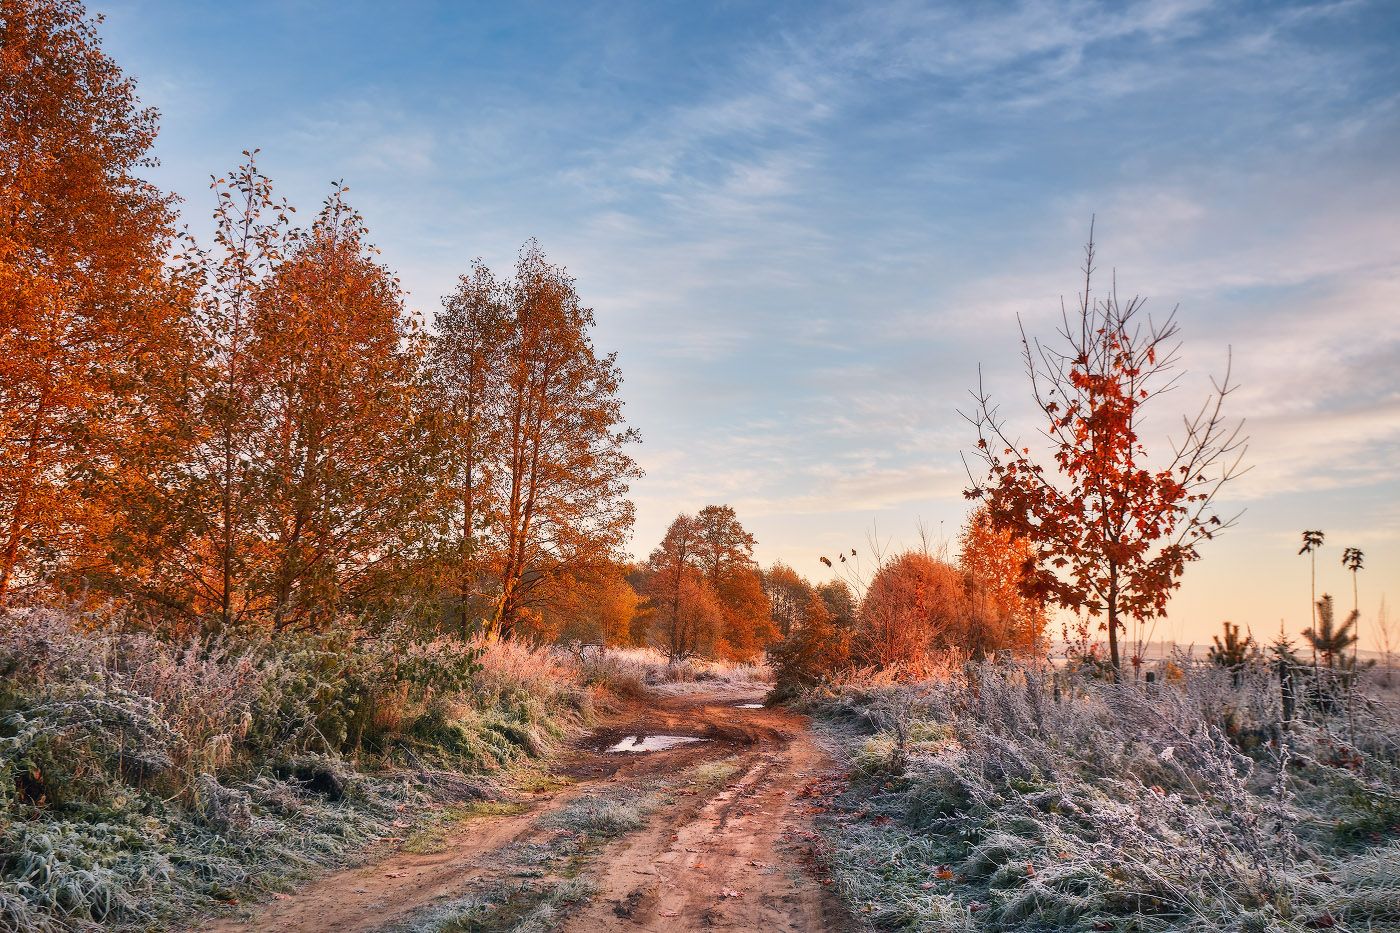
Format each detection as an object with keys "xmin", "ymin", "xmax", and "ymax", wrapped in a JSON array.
[{"xmin": 101, "ymin": 0, "xmax": 1400, "ymax": 644}]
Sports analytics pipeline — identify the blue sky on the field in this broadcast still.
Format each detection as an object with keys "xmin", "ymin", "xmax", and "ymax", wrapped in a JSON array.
[{"xmin": 97, "ymin": 0, "xmax": 1400, "ymax": 648}]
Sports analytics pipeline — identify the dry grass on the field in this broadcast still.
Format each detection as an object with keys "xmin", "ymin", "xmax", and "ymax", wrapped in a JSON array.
[
  {"xmin": 0, "ymin": 606, "xmax": 613, "ymax": 932},
  {"xmin": 807, "ymin": 660, "xmax": 1400, "ymax": 932}
]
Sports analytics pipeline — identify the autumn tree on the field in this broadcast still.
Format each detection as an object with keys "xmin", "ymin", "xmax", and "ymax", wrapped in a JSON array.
[
  {"xmin": 963, "ymin": 233, "xmax": 1248, "ymax": 680},
  {"xmin": 423, "ymin": 262, "xmax": 510, "ymax": 626},
  {"xmin": 764, "ymin": 563, "xmax": 850, "ymax": 692},
  {"xmin": 763, "ymin": 563, "xmax": 822, "ymax": 638},
  {"xmin": 645, "ymin": 514, "xmax": 722, "ymax": 660},
  {"xmin": 485, "ymin": 243, "xmax": 641, "ymax": 639},
  {"xmin": 246, "ymin": 186, "xmax": 424, "ymax": 629},
  {"xmin": 815, "ymin": 579, "xmax": 858, "ymax": 631},
  {"xmin": 99, "ymin": 158, "xmax": 296, "ymax": 629},
  {"xmin": 958, "ymin": 505, "xmax": 1048, "ymax": 655},
  {"xmin": 692, "ymin": 505, "xmax": 774, "ymax": 660},
  {"xmin": 766, "ymin": 595, "xmax": 850, "ymax": 697},
  {"xmin": 0, "ymin": 0, "xmax": 183, "ymax": 607},
  {"xmin": 524, "ymin": 560, "xmax": 639, "ymax": 646}
]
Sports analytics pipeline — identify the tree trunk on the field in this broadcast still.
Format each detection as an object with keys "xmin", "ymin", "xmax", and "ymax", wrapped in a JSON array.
[{"xmin": 1106, "ymin": 563, "xmax": 1121, "ymax": 682}]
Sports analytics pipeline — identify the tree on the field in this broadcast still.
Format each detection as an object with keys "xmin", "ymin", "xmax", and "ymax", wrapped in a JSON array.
[
  {"xmin": 1299, "ymin": 530, "xmax": 1325, "ymax": 668},
  {"xmin": 693, "ymin": 505, "xmax": 757, "ymax": 582},
  {"xmin": 424, "ymin": 262, "xmax": 510, "ymax": 627},
  {"xmin": 713, "ymin": 567, "xmax": 775, "ymax": 661},
  {"xmin": 963, "ymin": 233, "xmax": 1248, "ymax": 680},
  {"xmin": 103, "ymin": 158, "xmax": 295, "ymax": 629},
  {"xmin": 1304, "ymin": 594, "xmax": 1358, "ymax": 671},
  {"xmin": 766, "ymin": 596, "xmax": 850, "ymax": 697},
  {"xmin": 645, "ymin": 514, "xmax": 721, "ymax": 660},
  {"xmin": 486, "ymin": 244, "xmax": 641, "ymax": 640},
  {"xmin": 762, "ymin": 563, "xmax": 821, "ymax": 638},
  {"xmin": 815, "ymin": 579, "xmax": 858, "ymax": 631},
  {"xmin": 247, "ymin": 185, "xmax": 423, "ymax": 629},
  {"xmin": 1209, "ymin": 621, "xmax": 1254, "ymax": 684},
  {"xmin": 691, "ymin": 505, "xmax": 773, "ymax": 660},
  {"xmin": 0, "ymin": 0, "xmax": 182, "ymax": 607},
  {"xmin": 958, "ymin": 506, "xmax": 1048, "ymax": 656}
]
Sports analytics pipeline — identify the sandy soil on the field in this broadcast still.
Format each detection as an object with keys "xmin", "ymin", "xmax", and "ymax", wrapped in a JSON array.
[{"xmin": 200, "ymin": 687, "xmax": 855, "ymax": 933}]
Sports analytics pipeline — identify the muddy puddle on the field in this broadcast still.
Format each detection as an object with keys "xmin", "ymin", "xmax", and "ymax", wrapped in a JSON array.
[
  {"xmin": 735, "ymin": 703, "xmax": 765, "ymax": 709},
  {"xmin": 606, "ymin": 735, "xmax": 707, "ymax": 753}
]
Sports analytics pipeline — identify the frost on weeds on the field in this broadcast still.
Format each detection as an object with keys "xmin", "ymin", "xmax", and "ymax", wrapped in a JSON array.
[
  {"xmin": 810, "ymin": 661, "xmax": 1400, "ymax": 931},
  {"xmin": 0, "ymin": 607, "xmax": 597, "ymax": 931}
]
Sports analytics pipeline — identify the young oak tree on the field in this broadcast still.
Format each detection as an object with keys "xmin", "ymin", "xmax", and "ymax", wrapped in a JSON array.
[
  {"xmin": 0, "ymin": 0, "xmax": 183, "ymax": 607},
  {"xmin": 963, "ymin": 233, "xmax": 1248, "ymax": 680}
]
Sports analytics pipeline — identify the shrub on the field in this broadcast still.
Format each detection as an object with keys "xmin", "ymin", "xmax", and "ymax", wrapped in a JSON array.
[{"xmin": 856, "ymin": 552, "xmax": 967, "ymax": 674}]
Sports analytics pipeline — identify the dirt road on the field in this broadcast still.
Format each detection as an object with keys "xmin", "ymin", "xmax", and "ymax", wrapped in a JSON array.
[{"xmin": 203, "ymin": 686, "xmax": 856, "ymax": 932}]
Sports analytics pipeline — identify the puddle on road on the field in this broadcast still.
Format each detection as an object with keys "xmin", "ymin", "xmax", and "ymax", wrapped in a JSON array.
[
  {"xmin": 606, "ymin": 735, "xmax": 706, "ymax": 754},
  {"xmin": 735, "ymin": 703, "xmax": 765, "ymax": 709}
]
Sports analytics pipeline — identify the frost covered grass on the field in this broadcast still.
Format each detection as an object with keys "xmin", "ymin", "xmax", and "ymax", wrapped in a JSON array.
[
  {"xmin": 0, "ymin": 605, "xmax": 602, "ymax": 932},
  {"xmin": 398, "ymin": 876, "xmax": 596, "ymax": 933},
  {"xmin": 589, "ymin": 646, "xmax": 770, "ymax": 696},
  {"xmin": 807, "ymin": 661, "xmax": 1400, "ymax": 932}
]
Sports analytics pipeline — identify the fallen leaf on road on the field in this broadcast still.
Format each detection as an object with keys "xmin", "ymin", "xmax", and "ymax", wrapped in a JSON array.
[{"xmin": 720, "ymin": 887, "xmax": 743, "ymax": 898}]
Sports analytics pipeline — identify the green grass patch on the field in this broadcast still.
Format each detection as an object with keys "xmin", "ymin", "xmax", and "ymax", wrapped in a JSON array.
[{"xmin": 402, "ymin": 801, "xmax": 530, "ymax": 854}]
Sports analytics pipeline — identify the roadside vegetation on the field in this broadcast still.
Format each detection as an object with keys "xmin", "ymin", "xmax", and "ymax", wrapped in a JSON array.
[{"xmin": 804, "ymin": 658, "xmax": 1400, "ymax": 931}]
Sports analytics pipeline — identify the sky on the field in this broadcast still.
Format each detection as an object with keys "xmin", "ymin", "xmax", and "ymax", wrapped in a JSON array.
[{"xmin": 94, "ymin": 0, "xmax": 1400, "ymax": 650}]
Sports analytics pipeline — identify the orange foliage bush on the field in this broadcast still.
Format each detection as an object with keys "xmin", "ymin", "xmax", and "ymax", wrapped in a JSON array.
[
  {"xmin": 856, "ymin": 552, "xmax": 967, "ymax": 672},
  {"xmin": 959, "ymin": 506, "xmax": 1049, "ymax": 656}
]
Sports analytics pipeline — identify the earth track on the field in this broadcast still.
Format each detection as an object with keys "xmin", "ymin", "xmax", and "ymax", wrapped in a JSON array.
[{"xmin": 199, "ymin": 686, "xmax": 856, "ymax": 932}]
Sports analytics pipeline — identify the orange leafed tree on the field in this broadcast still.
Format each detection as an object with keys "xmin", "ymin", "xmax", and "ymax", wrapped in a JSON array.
[
  {"xmin": 692, "ymin": 505, "xmax": 775, "ymax": 660},
  {"xmin": 963, "ymin": 232, "xmax": 1247, "ymax": 679},
  {"xmin": 645, "ymin": 514, "xmax": 722, "ymax": 660},
  {"xmin": 486, "ymin": 244, "xmax": 642, "ymax": 639},
  {"xmin": 248, "ymin": 185, "xmax": 424, "ymax": 629},
  {"xmin": 958, "ymin": 505, "xmax": 1048, "ymax": 656},
  {"xmin": 423, "ymin": 261, "xmax": 511, "ymax": 628},
  {"xmin": 0, "ymin": 0, "xmax": 182, "ymax": 606},
  {"xmin": 106, "ymin": 158, "xmax": 295, "ymax": 628},
  {"xmin": 521, "ymin": 561, "xmax": 639, "ymax": 647},
  {"xmin": 856, "ymin": 551, "xmax": 967, "ymax": 672},
  {"xmin": 763, "ymin": 564, "xmax": 851, "ymax": 693}
]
